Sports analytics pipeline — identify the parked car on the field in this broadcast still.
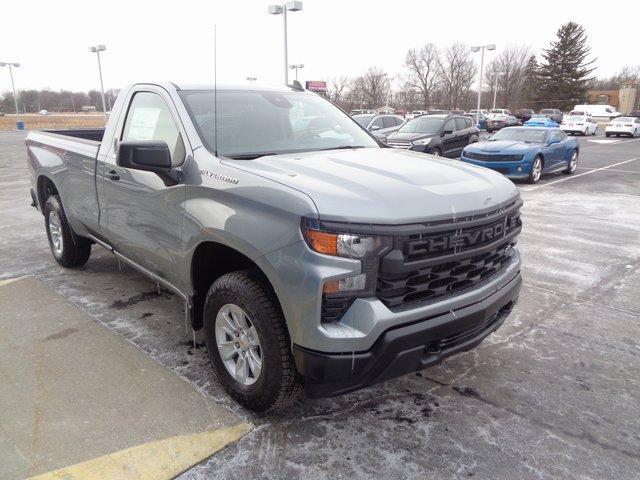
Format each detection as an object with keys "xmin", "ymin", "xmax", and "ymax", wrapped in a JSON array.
[
  {"xmin": 504, "ymin": 115, "xmax": 521, "ymax": 127},
  {"xmin": 450, "ymin": 109, "xmax": 465, "ymax": 115},
  {"xmin": 525, "ymin": 114, "xmax": 558, "ymax": 128},
  {"xmin": 514, "ymin": 109, "xmax": 535, "ymax": 123},
  {"xmin": 26, "ymin": 82, "xmax": 522, "ymax": 411},
  {"xmin": 38, "ymin": 109, "xmax": 50, "ymax": 116},
  {"xmin": 386, "ymin": 114, "xmax": 479, "ymax": 157},
  {"xmin": 605, "ymin": 117, "xmax": 640, "ymax": 137},
  {"xmin": 487, "ymin": 113, "xmax": 511, "ymax": 131},
  {"xmin": 560, "ymin": 113, "xmax": 598, "ymax": 136},
  {"xmin": 406, "ymin": 110, "xmax": 427, "ymax": 120},
  {"xmin": 469, "ymin": 109, "xmax": 489, "ymax": 116},
  {"xmin": 461, "ymin": 127, "xmax": 579, "ymax": 184},
  {"xmin": 427, "ymin": 109, "xmax": 451, "ymax": 115},
  {"xmin": 353, "ymin": 113, "xmax": 405, "ymax": 141},
  {"xmin": 539, "ymin": 108, "xmax": 563, "ymax": 124},
  {"xmin": 465, "ymin": 112, "xmax": 490, "ymax": 131},
  {"xmin": 573, "ymin": 104, "xmax": 621, "ymax": 120}
]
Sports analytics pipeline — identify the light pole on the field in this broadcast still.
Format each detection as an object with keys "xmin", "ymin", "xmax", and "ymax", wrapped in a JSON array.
[
  {"xmin": 470, "ymin": 44, "xmax": 495, "ymax": 124},
  {"xmin": 0, "ymin": 62, "xmax": 22, "ymax": 130},
  {"xmin": 89, "ymin": 45, "xmax": 108, "ymax": 122},
  {"xmin": 492, "ymin": 74, "xmax": 498, "ymax": 110},
  {"xmin": 289, "ymin": 63, "xmax": 304, "ymax": 81},
  {"xmin": 267, "ymin": 1, "xmax": 303, "ymax": 85}
]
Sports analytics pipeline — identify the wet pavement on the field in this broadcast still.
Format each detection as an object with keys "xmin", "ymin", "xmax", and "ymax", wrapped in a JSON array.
[{"xmin": 1, "ymin": 131, "xmax": 639, "ymax": 479}]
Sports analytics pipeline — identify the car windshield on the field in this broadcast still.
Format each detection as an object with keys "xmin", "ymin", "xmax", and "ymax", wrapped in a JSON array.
[
  {"xmin": 490, "ymin": 109, "xmax": 503, "ymax": 113},
  {"xmin": 613, "ymin": 117, "xmax": 633, "ymax": 122},
  {"xmin": 353, "ymin": 114, "xmax": 375, "ymax": 127},
  {"xmin": 540, "ymin": 109, "xmax": 554, "ymax": 114},
  {"xmin": 179, "ymin": 90, "xmax": 379, "ymax": 158},
  {"xmin": 397, "ymin": 116, "xmax": 444, "ymax": 134},
  {"xmin": 570, "ymin": 111, "xmax": 585, "ymax": 116},
  {"xmin": 489, "ymin": 128, "xmax": 547, "ymax": 143},
  {"xmin": 567, "ymin": 115, "xmax": 585, "ymax": 121}
]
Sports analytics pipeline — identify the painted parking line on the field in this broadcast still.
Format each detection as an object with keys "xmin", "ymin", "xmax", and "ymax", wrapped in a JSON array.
[
  {"xmin": 523, "ymin": 157, "xmax": 639, "ymax": 191},
  {"xmin": 588, "ymin": 139, "xmax": 622, "ymax": 144},
  {"xmin": 28, "ymin": 423, "xmax": 251, "ymax": 480},
  {"xmin": 577, "ymin": 167, "xmax": 640, "ymax": 174}
]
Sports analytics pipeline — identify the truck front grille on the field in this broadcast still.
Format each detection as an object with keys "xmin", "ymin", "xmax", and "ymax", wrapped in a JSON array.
[{"xmin": 376, "ymin": 201, "xmax": 522, "ymax": 310}]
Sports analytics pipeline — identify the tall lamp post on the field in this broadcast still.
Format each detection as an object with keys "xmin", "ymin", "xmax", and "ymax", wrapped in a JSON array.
[
  {"xmin": 89, "ymin": 45, "xmax": 108, "ymax": 122},
  {"xmin": 0, "ymin": 62, "xmax": 22, "ymax": 130},
  {"xmin": 289, "ymin": 64, "xmax": 304, "ymax": 81},
  {"xmin": 470, "ymin": 44, "xmax": 495, "ymax": 124},
  {"xmin": 267, "ymin": 1, "xmax": 303, "ymax": 85}
]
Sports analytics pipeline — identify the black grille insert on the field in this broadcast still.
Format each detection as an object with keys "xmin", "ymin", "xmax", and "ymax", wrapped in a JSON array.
[{"xmin": 464, "ymin": 151, "xmax": 525, "ymax": 162}]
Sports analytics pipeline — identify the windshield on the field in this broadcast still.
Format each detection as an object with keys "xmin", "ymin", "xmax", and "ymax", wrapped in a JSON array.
[
  {"xmin": 569, "ymin": 111, "xmax": 585, "ymax": 116},
  {"xmin": 353, "ymin": 114, "xmax": 375, "ymax": 127},
  {"xmin": 490, "ymin": 128, "xmax": 547, "ymax": 143},
  {"xmin": 398, "ymin": 116, "xmax": 444, "ymax": 134},
  {"xmin": 179, "ymin": 90, "xmax": 379, "ymax": 158},
  {"xmin": 566, "ymin": 115, "xmax": 585, "ymax": 121},
  {"xmin": 614, "ymin": 117, "xmax": 633, "ymax": 122},
  {"xmin": 540, "ymin": 109, "xmax": 554, "ymax": 114}
]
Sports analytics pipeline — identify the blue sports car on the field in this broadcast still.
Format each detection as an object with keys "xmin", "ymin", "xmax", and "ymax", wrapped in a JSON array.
[
  {"xmin": 524, "ymin": 114, "xmax": 558, "ymax": 127},
  {"xmin": 460, "ymin": 127, "xmax": 580, "ymax": 184}
]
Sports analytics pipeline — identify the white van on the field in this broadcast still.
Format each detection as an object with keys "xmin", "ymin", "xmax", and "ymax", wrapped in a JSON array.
[{"xmin": 573, "ymin": 104, "xmax": 621, "ymax": 120}]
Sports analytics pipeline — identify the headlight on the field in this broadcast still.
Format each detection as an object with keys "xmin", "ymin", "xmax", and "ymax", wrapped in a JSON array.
[
  {"xmin": 302, "ymin": 218, "xmax": 392, "ymax": 322},
  {"xmin": 412, "ymin": 138, "xmax": 431, "ymax": 145}
]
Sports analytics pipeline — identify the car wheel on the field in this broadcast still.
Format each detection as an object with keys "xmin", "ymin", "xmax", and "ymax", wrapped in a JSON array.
[
  {"xmin": 563, "ymin": 150, "xmax": 578, "ymax": 175},
  {"xmin": 527, "ymin": 156, "xmax": 543, "ymax": 184},
  {"xmin": 44, "ymin": 195, "xmax": 91, "ymax": 268},
  {"xmin": 605, "ymin": 133, "xmax": 610, "ymax": 137},
  {"xmin": 203, "ymin": 270, "xmax": 302, "ymax": 412},
  {"xmin": 430, "ymin": 148, "xmax": 442, "ymax": 157}
]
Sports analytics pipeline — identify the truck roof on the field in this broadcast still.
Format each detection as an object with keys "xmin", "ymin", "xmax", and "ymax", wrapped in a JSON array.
[{"xmin": 132, "ymin": 81, "xmax": 303, "ymax": 93}]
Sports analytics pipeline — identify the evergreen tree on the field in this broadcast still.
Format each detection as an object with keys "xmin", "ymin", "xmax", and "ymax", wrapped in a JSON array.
[
  {"xmin": 538, "ymin": 22, "xmax": 596, "ymax": 110},
  {"xmin": 521, "ymin": 55, "xmax": 540, "ymax": 108}
]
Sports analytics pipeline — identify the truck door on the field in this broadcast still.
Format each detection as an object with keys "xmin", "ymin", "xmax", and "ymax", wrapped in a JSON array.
[{"xmin": 98, "ymin": 87, "xmax": 189, "ymax": 287}]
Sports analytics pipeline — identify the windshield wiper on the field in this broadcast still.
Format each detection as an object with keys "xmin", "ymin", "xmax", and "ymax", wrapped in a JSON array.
[
  {"xmin": 316, "ymin": 145, "xmax": 368, "ymax": 151},
  {"xmin": 225, "ymin": 152, "xmax": 279, "ymax": 160}
]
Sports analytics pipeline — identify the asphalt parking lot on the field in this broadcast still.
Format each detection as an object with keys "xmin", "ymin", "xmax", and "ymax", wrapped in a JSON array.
[{"xmin": 1, "ymin": 130, "xmax": 639, "ymax": 479}]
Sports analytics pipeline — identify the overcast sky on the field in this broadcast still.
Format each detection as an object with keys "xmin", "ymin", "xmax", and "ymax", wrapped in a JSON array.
[{"xmin": 1, "ymin": 0, "xmax": 637, "ymax": 93}]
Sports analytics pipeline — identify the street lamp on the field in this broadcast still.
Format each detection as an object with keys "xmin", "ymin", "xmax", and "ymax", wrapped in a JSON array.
[
  {"xmin": 470, "ymin": 44, "xmax": 495, "ymax": 124},
  {"xmin": 289, "ymin": 63, "xmax": 304, "ymax": 81},
  {"xmin": 0, "ymin": 62, "xmax": 23, "ymax": 130},
  {"xmin": 267, "ymin": 1, "xmax": 303, "ymax": 85},
  {"xmin": 89, "ymin": 44, "xmax": 108, "ymax": 122}
]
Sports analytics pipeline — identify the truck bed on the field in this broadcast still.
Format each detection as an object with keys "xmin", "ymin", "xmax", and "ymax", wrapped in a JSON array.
[{"xmin": 41, "ymin": 128, "xmax": 105, "ymax": 143}]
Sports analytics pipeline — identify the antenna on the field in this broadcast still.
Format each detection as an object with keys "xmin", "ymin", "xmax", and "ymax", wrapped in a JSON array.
[{"xmin": 213, "ymin": 25, "xmax": 218, "ymax": 157}]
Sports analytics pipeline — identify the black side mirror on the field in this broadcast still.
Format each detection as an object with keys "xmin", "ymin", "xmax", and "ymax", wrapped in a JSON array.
[
  {"xmin": 117, "ymin": 140, "xmax": 181, "ymax": 184},
  {"xmin": 441, "ymin": 129, "xmax": 454, "ymax": 136}
]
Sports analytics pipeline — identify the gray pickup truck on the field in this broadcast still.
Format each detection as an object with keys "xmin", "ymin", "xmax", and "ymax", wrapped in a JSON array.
[{"xmin": 27, "ymin": 82, "xmax": 522, "ymax": 411}]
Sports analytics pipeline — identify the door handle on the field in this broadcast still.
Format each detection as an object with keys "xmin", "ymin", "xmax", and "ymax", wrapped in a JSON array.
[{"xmin": 105, "ymin": 170, "xmax": 120, "ymax": 181}]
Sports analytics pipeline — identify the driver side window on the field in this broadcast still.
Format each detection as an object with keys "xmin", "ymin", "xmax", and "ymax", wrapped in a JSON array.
[
  {"xmin": 443, "ymin": 119, "xmax": 455, "ymax": 133},
  {"xmin": 122, "ymin": 92, "xmax": 185, "ymax": 166}
]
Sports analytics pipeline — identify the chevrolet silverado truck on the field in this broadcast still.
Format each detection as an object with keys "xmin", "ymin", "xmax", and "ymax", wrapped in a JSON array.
[{"xmin": 27, "ymin": 82, "xmax": 522, "ymax": 411}]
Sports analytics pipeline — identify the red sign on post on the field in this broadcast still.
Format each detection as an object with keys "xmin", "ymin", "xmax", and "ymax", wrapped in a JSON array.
[{"xmin": 305, "ymin": 81, "xmax": 327, "ymax": 93}]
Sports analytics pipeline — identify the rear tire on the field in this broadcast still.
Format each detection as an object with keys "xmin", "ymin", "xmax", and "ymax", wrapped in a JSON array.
[
  {"xmin": 563, "ymin": 150, "xmax": 578, "ymax": 175},
  {"xmin": 44, "ymin": 195, "xmax": 91, "ymax": 268},
  {"xmin": 203, "ymin": 271, "xmax": 302, "ymax": 412}
]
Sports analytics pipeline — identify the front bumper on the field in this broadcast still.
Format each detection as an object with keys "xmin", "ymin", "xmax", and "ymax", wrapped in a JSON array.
[
  {"xmin": 460, "ymin": 156, "xmax": 531, "ymax": 179},
  {"xmin": 294, "ymin": 272, "xmax": 521, "ymax": 398},
  {"xmin": 560, "ymin": 126, "xmax": 586, "ymax": 134}
]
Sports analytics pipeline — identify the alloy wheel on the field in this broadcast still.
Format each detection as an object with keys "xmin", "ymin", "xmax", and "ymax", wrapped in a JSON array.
[
  {"xmin": 48, "ymin": 211, "xmax": 64, "ymax": 255},
  {"xmin": 215, "ymin": 303, "xmax": 262, "ymax": 386}
]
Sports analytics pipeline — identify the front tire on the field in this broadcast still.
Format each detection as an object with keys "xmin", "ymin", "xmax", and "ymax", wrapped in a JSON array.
[
  {"xmin": 527, "ymin": 156, "xmax": 543, "ymax": 184},
  {"xmin": 563, "ymin": 150, "xmax": 579, "ymax": 175},
  {"xmin": 203, "ymin": 271, "xmax": 302, "ymax": 412},
  {"xmin": 430, "ymin": 148, "xmax": 442, "ymax": 157},
  {"xmin": 44, "ymin": 195, "xmax": 91, "ymax": 268}
]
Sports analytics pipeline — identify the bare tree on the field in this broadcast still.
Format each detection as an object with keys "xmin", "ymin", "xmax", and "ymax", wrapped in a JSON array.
[
  {"xmin": 490, "ymin": 46, "xmax": 531, "ymax": 110},
  {"xmin": 357, "ymin": 66, "xmax": 390, "ymax": 108},
  {"xmin": 404, "ymin": 44, "xmax": 440, "ymax": 110},
  {"xmin": 327, "ymin": 76, "xmax": 350, "ymax": 104},
  {"xmin": 439, "ymin": 43, "xmax": 477, "ymax": 108}
]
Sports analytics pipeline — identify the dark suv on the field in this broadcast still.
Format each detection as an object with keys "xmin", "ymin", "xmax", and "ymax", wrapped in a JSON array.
[
  {"xmin": 386, "ymin": 114, "xmax": 480, "ymax": 157},
  {"xmin": 539, "ymin": 108, "xmax": 563, "ymax": 124},
  {"xmin": 515, "ymin": 109, "xmax": 535, "ymax": 122}
]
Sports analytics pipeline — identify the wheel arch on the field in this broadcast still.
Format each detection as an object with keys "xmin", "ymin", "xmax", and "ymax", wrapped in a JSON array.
[
  {"xmin": 36, "ymin": 175, "xmax": 59, "ymax": 212},
  {"xmin": 189, "ymin": 240, "xmax": 283, "ymax": 331}
]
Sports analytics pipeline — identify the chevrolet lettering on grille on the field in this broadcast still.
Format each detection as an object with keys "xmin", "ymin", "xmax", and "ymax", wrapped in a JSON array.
[{"xmin": 408, "ymin": 212, "xmax": 520, "ymax": 256}]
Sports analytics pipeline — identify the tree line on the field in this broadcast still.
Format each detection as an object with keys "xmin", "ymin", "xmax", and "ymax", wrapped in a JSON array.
[
  {"xmin": 328, "ymin": 22, "xmax": 639, "ymax": 113},
  {"xmin": 0, "ymin": 88, "xmax": 120, "ymax": 114}
]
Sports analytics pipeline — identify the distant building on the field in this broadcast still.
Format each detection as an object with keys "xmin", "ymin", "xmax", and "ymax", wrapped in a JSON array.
[{"xmin": 587, "ymin": 80, "xmax": 639, "ymax": 114}]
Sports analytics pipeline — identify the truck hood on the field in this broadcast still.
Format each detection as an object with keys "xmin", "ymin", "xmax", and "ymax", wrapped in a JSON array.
[{"xmin": 223, "ymin": 147, "xmax": 519, "ymax": 224}]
